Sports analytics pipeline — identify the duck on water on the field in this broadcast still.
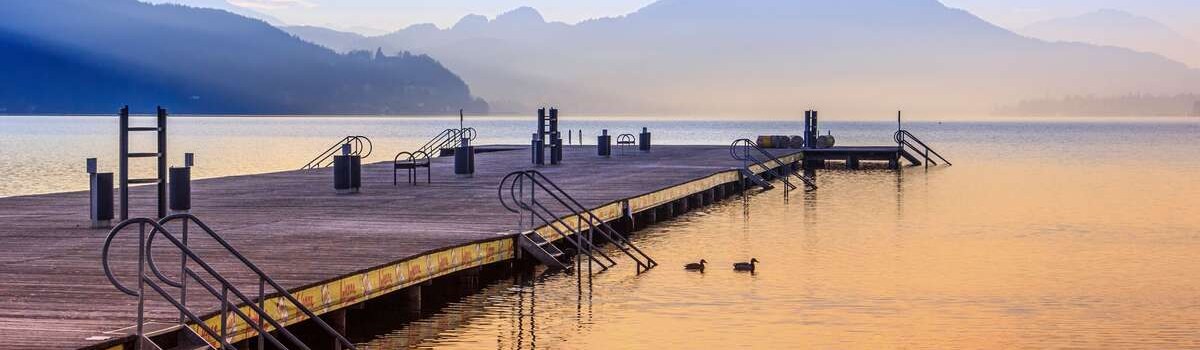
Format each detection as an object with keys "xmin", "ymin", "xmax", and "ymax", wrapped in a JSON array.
[
  {"xmin": 734, "ymin": 258, "xmax": 759, "ymax": 272},
  {"xmin": 684, "ymin": 259, "xmax": 707, "ymax": 271}
]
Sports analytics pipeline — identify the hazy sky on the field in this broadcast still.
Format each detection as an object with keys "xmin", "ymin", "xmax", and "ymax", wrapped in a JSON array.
[{"xmin": 157, "ymin": 0, "xmax": 1200, "ymax": 39}]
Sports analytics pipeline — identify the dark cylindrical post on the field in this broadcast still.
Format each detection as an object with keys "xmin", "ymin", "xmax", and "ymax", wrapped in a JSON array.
[
  {"xmin": 119, "ymin": 106, "xmax": 129, "ymax": 220},
  {"xmin": 597, "ymin": 129, "xmax": 611, "ymax": 157},
  {"xmin": 334, "ymin": 155, "xmax": 357, "ymax": 194},
  {"xmin": 350, "ymin": 155, "xmax": 362, "ymax": 192},
  {"xmin": 531, "ymin": 133, "xmax": 545, "ymax": 165},
  {"xmin": 550, "ymin": 132, "xmax": 563, "ymax": 164},
  {"xmin": 169, "ymin": 166, "xmax": 191, "ymax": 213},
  {"xmin": 455, "ymin": 137, "xmax": 474, "ymax": 177},
  {"xmin": 88, "ymin": 158, "xmax": 113, "ymax": 229},
  {"xmin": 156, "ymin": 106, "xmax": 167, "ymax": 219},
  {"xmin": 638, "ymin": 127, "xmax": 651, "ymax": 151}
]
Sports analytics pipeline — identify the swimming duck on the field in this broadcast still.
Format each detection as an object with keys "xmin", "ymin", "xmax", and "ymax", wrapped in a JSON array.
[
  {"xmin": 733, "ymin": 258, "xmax": 759, "ymax": 272},
  {"xmin": 684, "ymin": 259, "xmax": 707, "ymax": 271}
]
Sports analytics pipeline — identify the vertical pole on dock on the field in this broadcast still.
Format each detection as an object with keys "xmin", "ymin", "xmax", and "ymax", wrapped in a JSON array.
[
  {"xmin": 119, "ymin": 106, "xmax": 129, "ymax": 221},
  {"xmin": 156, "ymin": 106, "xmax": 167, "ymax": 219}
]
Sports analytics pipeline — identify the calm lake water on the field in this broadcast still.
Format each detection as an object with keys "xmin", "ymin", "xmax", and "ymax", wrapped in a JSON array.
[{"xmin": 2, "ymin": 115, "xmax": 1199, "ymax": 348}]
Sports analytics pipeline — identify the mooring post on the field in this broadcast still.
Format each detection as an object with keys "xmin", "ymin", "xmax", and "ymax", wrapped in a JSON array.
[
  {"xmin": 87, "ymin": 158, "xmax": 113, "ymax": 229},
  {"xmin": 169, "ymin": 153, "xmax": 193, "ymax": 215},
  {"xmin": 598, "ymin": 129, "xmax": 611, "ymax": 157},
  {"xmin": 638, "ymin": 127, "xmax": 652, "ymax": 152}
]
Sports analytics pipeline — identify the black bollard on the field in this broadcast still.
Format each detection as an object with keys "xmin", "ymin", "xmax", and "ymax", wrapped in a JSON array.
[
  {"xmin": 87, "ymin": 158, "xmax": 113, "ymax": 229},
  {"xmin": 531, "ymin": 133, "xmax": 545, "ymax": 165},
  {"xmin": 638, "ymin": 127, "xmax": 652, "ymax": 151},
  {"xmin": 598, "ymin": 129, "xmax": 612, "ymax": 157},
  {"xmin": 334, "ymin": 154, "xmax": 361, "ymax": 194},
  {"xmin": 455, "ymin": 137, "xmax": 475, "ymax": 177},
  {"xmin": 169, "ymin": 153, "xmax": 194, "ymax": 214}
]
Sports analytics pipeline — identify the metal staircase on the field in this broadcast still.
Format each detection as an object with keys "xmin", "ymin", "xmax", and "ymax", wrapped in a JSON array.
[
  {"xmin": 499, "ymin": 170, "xmax": 658, "ymax": 274},
  {"xmin": 894, "ymin": 130, "xmax": 951, "ymax": 168},
  {"xmin": 300, "ymin": 136, "xmax": 372, "ymax": 170},
  {"xmin": 102, "ymin": 214, "xmax": 357, "ymax": 350},
  {"xmin": 730, "ymin": 139, "xmax": 818, "ymax": 192}
]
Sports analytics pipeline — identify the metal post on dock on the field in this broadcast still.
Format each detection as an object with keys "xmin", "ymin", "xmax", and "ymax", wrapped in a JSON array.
[
  {"xmin": 87, "ymin": 158, "xmax": 113, "ymax": 229},
  {"xmin": 156, "ymin": 107, "xmax": 167, "ymax": 218},
  {"xmin": 598, "ymin": 129, "xmax": 611, "ymax": 157},
  {"xmin": 169, "ymin": 153, "xmax": 193, "ymax": 215},
  {"xmin": 118, "ymin": 106, "xmax": 128, "ymax": 220}
]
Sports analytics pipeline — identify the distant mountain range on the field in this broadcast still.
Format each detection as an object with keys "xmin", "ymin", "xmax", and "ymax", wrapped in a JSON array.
[
  {"xmin": 0, "ymin": 0, "xmax": 487, "ymax": 115},
  {"xmin": 1023, "ymin": 9, "xmax": 1200, "ymax": 69},
  {"xmin": 286, "ymin": 0, "xmax": 1200, "ymax": 116}
]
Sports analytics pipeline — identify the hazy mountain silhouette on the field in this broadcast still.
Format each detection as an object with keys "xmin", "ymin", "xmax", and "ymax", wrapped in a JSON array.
[
  {"xmin": 1023, "ymin": 9, "xmax": 1200, "ymax": 68},
  {"xmin": 0, "ymin": 0, "xmax": 487, "ymax": 115},
  {"xmin": 288, "ymin": 0, "xmax": 1200, "ymax": 116}
]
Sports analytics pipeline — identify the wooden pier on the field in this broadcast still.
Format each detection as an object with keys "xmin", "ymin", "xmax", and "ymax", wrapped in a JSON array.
[{"xmin": 0, "ymin": 145, "xmax": 800, "ymax": 349}]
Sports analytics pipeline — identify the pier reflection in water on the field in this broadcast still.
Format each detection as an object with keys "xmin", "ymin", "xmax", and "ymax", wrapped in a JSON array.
[{"xmin": 353, "ymin": 118, "xmax": 1200, "ymax": 349}]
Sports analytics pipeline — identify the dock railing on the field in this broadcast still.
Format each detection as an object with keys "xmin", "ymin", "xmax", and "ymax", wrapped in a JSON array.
[
  {"xmin": 500, "ymin": 170, "xmax": 658, "ymax": 274},
  {"xmin": 730, "ymin": 139, "xmax": 818, "ymax": 191},
  {"xmin": 301, "ymin": 135, "xmax": 372, "ymax": 170},
  {"xmin": 416, "ymin": 128, "xmax": 476, "ymax": 158},
  {"xmin": 894, "ymin": 130, "xmax": 951, "ymax": 167},
  {"xmin": 102, "ymin": 214, "xmax": 357, "ymax": 350}
]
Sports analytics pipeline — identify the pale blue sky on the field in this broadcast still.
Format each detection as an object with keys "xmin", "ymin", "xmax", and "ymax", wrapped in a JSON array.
[{"xmin": 157, "ymin": 0, "xmax": 1200, "ymax": 39}]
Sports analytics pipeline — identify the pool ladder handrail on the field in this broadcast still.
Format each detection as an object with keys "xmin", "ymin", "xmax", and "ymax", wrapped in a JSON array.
[
  {"xmin": 730, "ymin": 139, "xmax": 817, "ymax": 191},
  {"xmin": 500, "ymin": 171, "xmax": 615, "ymax": 272},
  {"xmin": 894, "ymin": 130, "xmax": 951, "ymax": 167},
  {"xmin": 500, "ymin": 170, "xmax": 658, "ymax": 274},
  {"xmin": 416, "ymin": 128, "xmax": 476, "ymax": 158},
  {"xmin": 301, "ymin": 135, "xmax": 372, "ymax": 170},
  {"xmin": 393, "ymin": 151, "xmax": 432, "ymax": 185},
  {"xmin": 102, "ymin": 214, "xmax": 357, "ymax": 350}
]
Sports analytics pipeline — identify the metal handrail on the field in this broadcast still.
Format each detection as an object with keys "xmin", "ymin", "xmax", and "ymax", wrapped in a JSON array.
[
  {"xmin": 730, "ymin": 139, "xmax": 817, "ymax": 191},
  {"xmin": 416, "ymin": 128, "xmax": 476, "ymax": 158},
  {"xmin": 102, "ymin": 215, "xmax": 358, "ymax": 350},
  {"xmin": 301, "ymin": 136, "xmax": 372, "ymax": 170},
  {"xmin": 499, "ymin": 172, "xmax": 616, "ymax": 271},
  {"xmin": 393, "ymin": 151, "xmax": 432, "ymax": 185},
  {"xmin": 894, "ymin": 130, "xmax": 951, "ymax": 166},
  {"xmin": 500, "ymin": 170, "xmax": 658, "ymax": 273}
]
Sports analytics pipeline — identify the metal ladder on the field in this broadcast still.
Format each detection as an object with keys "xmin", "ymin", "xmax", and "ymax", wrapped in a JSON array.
[
  {"xmin": 730, "ymin": 139, "xmax": 818, "ymax": 191},
  {"xmin": 894, "ymin": 130, "xmax": 952, "ymax": 168},
  {"xmin": 300, "ymin": 136, "xmax": 372, "ymax": 170},
  {"xmin": 102, "ymin": 214, "xmax": 357, "ymax": 350},
  {"xmin": 499, "ymin": 170, "xmax": 658, "ymax": 274},
  {"xmin": 119, "ymin": 106, "xmax": 168, "ymax": 220}
]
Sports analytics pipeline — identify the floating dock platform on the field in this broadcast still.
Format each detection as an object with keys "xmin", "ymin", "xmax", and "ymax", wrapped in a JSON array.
[{"xmin": 0, "ymin": 145, "xmax": 801, "ymax": 349}]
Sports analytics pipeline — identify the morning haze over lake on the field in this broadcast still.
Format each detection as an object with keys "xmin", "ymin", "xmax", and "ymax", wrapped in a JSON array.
[{"xmin": 1, "ymin": 1, "xmax": 1198, "ymax": 349}]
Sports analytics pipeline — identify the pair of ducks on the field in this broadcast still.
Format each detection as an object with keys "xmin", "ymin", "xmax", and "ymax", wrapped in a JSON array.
[{"xmin": 684, "ymin": 258, "xmax": 759, "ymax": 272}]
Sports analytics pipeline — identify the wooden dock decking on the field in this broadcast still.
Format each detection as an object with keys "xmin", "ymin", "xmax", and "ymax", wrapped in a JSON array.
[{"xmin": 0, "ymin": 145, "xmax": 799, "ymax": 349}]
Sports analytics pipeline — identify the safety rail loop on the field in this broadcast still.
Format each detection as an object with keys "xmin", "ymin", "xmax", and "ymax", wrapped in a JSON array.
[
  {"xmin": 500, "ymin": 172, "xmax": 616, "ymax": 271},
  {"xmin": 730, "ymin": 139, "xmax": 817, "ymax": 191},
  {"xmin": 894, "ymin": 130, "xmax": 951, "ymax": 166},
  {"xmin": 102, "ymin": 215, "xmax": 357, "ymax": 350},
  {"xmin": 501, "ymin": 170, "xmax": 658, "ymax": 273},
  {"xmin": 394, "ymin": 151, "xmax": 431, "ymax": 185},
  {"xmin": 417, "ymin": 128, "xmax": 476, "ymax": 158},
  {"xmin": 301, "ymin": 135, "xmax": 372, "ymax": 170}
]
